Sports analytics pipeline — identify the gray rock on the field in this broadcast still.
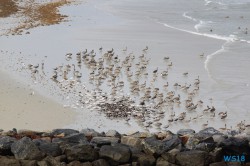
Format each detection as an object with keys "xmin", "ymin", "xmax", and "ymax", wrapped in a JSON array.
[
  {"xmin": 142, "ymin": 135, "xmax": 181, "ymax": 156},
  {"xmin": 81, "ymin": 128, "xmax": 103, "ymax": 137},
  {"xmin": 161, "ymin": 148, "xmax": 180, "ymax": 164},
  {"xmin": 51, "ymin": 129, "xmax": 79, "ymax": 136},
  {"xmin": 37, "ymin": 160, "xmax": 50, "ymax": 166},
  {"xmin": 0, "ymin": 156, "xmax": 21, "ymax": 166},
  {"xmin": 37, "ymin": 142, "xmax": 62, "ymax": 157},
  {"xmin": 212, "ymin": 134, "xmax": 227, "ymax": 144},
  {"xmin": 11, "ymin": 137, "xmax": 45, "ymax": 160},
  {"xmin": 156, "ymin": 157, "xmax": 177, "ymax": 166},
  {"xmin": 219, "ymin": 137, "xmax": 250, "ymax": 155},
  {"xmin": 128, "ymin": 131, "xmax": 153, "ymax": 138},
  {"xmin": 42, "ymin": 156, "xmax": 62, "ymax": 166},
  {"xmin": 137, "ymin": 154, "xmax": 156, "ymax": 166},
  {"xmin": 196, "ymin": 127, "xmax": 221, "ymax": 140},
  {"xmin": 91, "ymin": 137, "xmax": 120, "ymax": 147},
  {"xmin": 54, "ymin": 155, "xmax": 67, "ymax": 162},
  {"xmin": 67, "ymin": 161, "xmax": 88, "ymax": 166},
  {"xmin": 177, "ymin": 129, "xmax": 195, "ymax": 136},
  {"xmin": 184, "ymin": 134, "xmax": 200, "ymax": 150},
  {"xmin": 121, "ymin": 136, "xmax": 142, "ymax": 150},
  {"xmin": 209, "ymin": 147, "xmax": 224, "ymax": 163},
  {"xmin": 0, "ymin": 136, "xmax": 17, "ymax": 155},
  {"xmin": 65, "ymin": 144, "xmax": 97, "ymax": 162},
  {"xmin": 92, "ymin": 159, "xmax": 109, "ymax": 166},
  {"xmin": 52, "ymin": 133, "xmax": 88, "ymax": 145},
  {"xmin": 176, "ymin": 150, "xmax": 209, "ymax": 166},
  {"xmin": 105, "ymin": 130, "xmax": 121, "ymax": 138},
  {"xmin": 195, "ymin": 142, "xmax": 215, "ymax": 152},
  {"xmin": 99, "ymin": 144, "xmax": 131, "ymax": 164}
]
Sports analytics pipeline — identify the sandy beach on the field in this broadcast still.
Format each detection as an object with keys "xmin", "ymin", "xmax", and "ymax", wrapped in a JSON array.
[{"xmin": 0, "ymin": 0, "xmax": 249, "ymax": 133}]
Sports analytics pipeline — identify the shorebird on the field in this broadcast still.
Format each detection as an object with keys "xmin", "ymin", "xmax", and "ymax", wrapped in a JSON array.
[
  {"xmin": 183, "ymin": 72, "xmax": 188, "ymax": 76},
  {"xmin": 122, "ymin": 47, "xmax": 127, "ymax": 52},
  {"xmin": 142, "ymin": 46, "xmax": 148, "ymax": 52},
  {"xmin": 153, "ymin": 68, "xmax": 158, "ymax": 74},
  {"xmin": 164, "ymin": 56, "xmax": 170, "ymax": 60}
]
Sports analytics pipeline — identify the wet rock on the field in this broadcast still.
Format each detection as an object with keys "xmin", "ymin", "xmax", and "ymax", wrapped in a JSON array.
[
  {"xmin": 11, "ymin": 137, "xmax": 45, "ymax": 160},
  {"xmin": 91, "ymin": 137, "xmax": 120, "ymax": 147},
  {"xmin": 142, "ymin": 135, "xmax": 181, "ymax": 156},
  {"xmin": 0, "ymin": 156, "xmax": 21, "ymax": 166},
  {"xmin": 137, "ymin": 154, "xmax": 156, "ymax": 166},
  {"xmin": 106, "ymin": 130, "xmax": 121, "ymax": 138},
  {"xmin": 0, "ymin": 136, "xmax": 17, "ymax": 155},
  {"xmin": 121, "ymin": 136, "xmax": 142, "ymax": 150},
  {"xmin": 177, "ymin": 129, "xmax": 195, "ymax": 136},
  {"xmin": 53, "ymin": 133, "xmax": 88, "ymax": 145},
  {"xmin": 65, "ymin": 144, "xmax": 97, "ymax": 162},
  {"xmin": 35, "ymin": 140, "xmax": 62, "ymax": 157},
  {"xmin": 51, "ymin": 129, "xmax": 79, "ymax": 137},
  {"xmin": 176, "ymin": 150, "xmax": 209, "ymax": 166},
  {"xmin": 161, "ymin": 148, "xmax": 180, "ymax": 164},
  {"xmin": 92, "ymin": 159, "xmax": 109, "ymax": 166},
  {"xmin": 99, "ymin": 144, "xmax": 131, "ymax": 164},
  {"xmin": 156, "ymin": 157, "xmax": 177, "ymax": 166}
]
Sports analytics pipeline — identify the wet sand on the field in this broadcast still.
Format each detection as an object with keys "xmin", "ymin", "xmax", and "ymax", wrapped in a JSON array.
[{"xmin": 0, "ymin": 69, "xmax": 77, "ymax": 131}]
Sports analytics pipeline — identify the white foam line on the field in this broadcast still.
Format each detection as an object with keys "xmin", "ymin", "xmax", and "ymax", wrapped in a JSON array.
[
  {"xmin": 182, "ymin": 12, "xmax": 197, "ymax": 22},
  {"xmin": 158, "ymin": 21, "xmax": 234, "ymax": 42}
]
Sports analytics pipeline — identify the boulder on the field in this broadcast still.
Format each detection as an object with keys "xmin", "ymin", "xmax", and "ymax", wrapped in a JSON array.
[
  {"xmin": 37, "ymin": 142, "xmax": 62, "ymax": 157},
  {"xmin": 19, "ymin": 160, "xmax": 37, "ymax": 166},
  {"xmin": 52, "ymin": 133, "xmax": 88, "ymax": 145},
  {"xmin": 209, "ymin": 161, "xmax": 227, "ymax": 166},
  {"xmin": 51, "ymin": 129, "xmax": 79, "ymax": 136},
  {"xmin": 196, "ymin": 127, "xmax": 221, "ymax": 140},
  {"xmin": 0, "ymin": 136, "xmax": 17, "ymax": 155},
  {"xmin": 156, "ymin": 157, "xmax": 177, "ymax": 166},
  {"xmin": 209, "ymin": 147, "xmax": 223, "ymax": 163},
  {"xmin": 128, "ymin": 131, "xmax": 152, "ymax": 138},
  {"xmin": 92, "ymin": 159, "xmax": 109, "ymax": 166},
  {"xmin": 219, "ymin": 137, "xmax": 250, "ymax": 155},
  {"xmin": 91, "ymin": 137, "xmax": 119, "ymax": 147},
  {"xmin": 161, "ymin": 148, "xmax": 180, "ymax": 164},
  {"xmin": 177, "ymin": 129, "xmax": 195, "ymax": 136},
  {"xmin": 176, "ymin": 150, "xmax": 209, "ymax": 166},
  {"xmin": 212, "ymin": 134, "xmax": 227, "ymax": 144},
  {"xmin": 195, "ymin": 142, "xmax": 215, "ymax": 152},
  {"xmin": 81, "ymin": 128, "xmax": 103, "ymax": 138},
  {"xmin": 137, "ymin": 154, "xmax": 156, "ymax": 166},
  {"xmin": 121, "ymin": 136, "xmax": 142, "ymax": 150},
  {"xmin": 105, "ymin": 130, "xmax": 121, "ymax": 138},
  {"xmin": 11, "ymin": 137, "xmax": 45, "ymax": 160},
  {"xmin": 0, "ymin": 156, "xmax": 21, "ymax": 166},
  {"xmin": 142, "ymin": 135, "xmax": 181, "ymax": 156},
  {"xmin": 65, "ymin": 144, "xmax": 97, "ymax": 162},
  {"xmin": 99, "ymin": 144, "xmax": 131, "ymax": 164}
]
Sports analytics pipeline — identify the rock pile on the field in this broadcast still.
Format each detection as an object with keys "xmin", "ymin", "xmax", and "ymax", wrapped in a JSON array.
[{"xmin": 0, "ymin": 127, "xmax": 250, "ymax": 166}]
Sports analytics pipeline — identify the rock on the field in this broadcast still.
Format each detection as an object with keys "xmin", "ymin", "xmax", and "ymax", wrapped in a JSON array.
[
  {"xmin": 121, "ymin": 136, "xmax": 142, "ymax": 150},
  {"xmin": 82, "ymin": 162, "xmax": 93, "ymax": 166},
  {"xmin": 37, "ymin": 160, "xmax": 50, "ymax": 166},
  {"xmin": 195, "ymin": 142, "xmax": 215, "ymax": 152},
  {"xmin": 0, "ymin": 156, "xmax": 21, "ymax": 166},
  {"xmin": 81, "ymin": 128, "xmax": 103, "ymax": 138},
  {"xmin": 67, "ymin": 161, "xmax": 87, "ymax": 166},
  {"xmin": 196, "ymin": 127, "xmax": 221, "ymax": 140},
  {"xmin": 128, "ymin": 131, "xmax": 152, "ymax": 138},
  {"xmin": 38, "ymin": 142, "xmax": 62, "ymax": 157},
  {"xmin": 11, "ymin": 137, "xmax": 45, "ymax": 160},
  {"xmin": 99, "ymin": 144, "xmax": 131, "ymax": 164},
  {"xmin": 53, "ymin": 133, "xmax": 88, "ymax": 145},
  {"xmin": 105, "ymin": 130, "xmax": 121, "ymax": 138},
  {"xmin": 19, "ymin": 160, "xmax": 37, "ymax": 166},
  {"xmin": 209, "ymin": 161, "xmax": 227, "ymax": 166},
  {"xmin": 51, "ymin": 129, "xmax": 79, "ymax": 136},
  {"xmin": 161, "ymin": 148, "xmax": 180, "ymax": 164},
  {"xmin": 55, "ymin": 155, "xmax": 67, "ymax": 162},
  {"xmin": 177, "ymin": 129, "xmax": 195, "ymax": 136},
  {"xmin": 176, "ymin": 150, "xmax": 209, "ymax": 166},
  {"xmin": 209, "ymin": 147, "xmax": 223, "ymax": 163},
  {"xmin": 17, "ymin": 129, "xmax": 42, "ymax": 138},
  {"xmin": 142, "ymin": 135, "xmax": 181, "ymax": 156},
  {"xmin": 42, "ymin": 155, "xmax": 62, "ymax": 166},
  {"xmin": 137, "ymin": 154, "xmax": 156, "ymax": 166},
  {"xmin": 156, "ymin": 157, "xmax": 177, "ymax": 166},
  {"xmin": 65, "ymin": 144, "xmax": 97, "ymax": 162},
  {"xmin": 91, "ymin": 137, "xmax": 120, "ymax": 147},
  {"xmin": 219, "ymin": 137, "xmax": 250, "ymax": 161},
  {"xmin": 92, "ymin": 159, "xmax": 109, "ymax": 166},
  {"xmin": 0, "ymin": 136, "xmax": 17, "ymax": 155},
  {"xmin": 184, "ymin": 134, "xmax": 200, "ymax": 150}
]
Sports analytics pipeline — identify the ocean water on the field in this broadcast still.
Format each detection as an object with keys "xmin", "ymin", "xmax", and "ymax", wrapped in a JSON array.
[{"xmin": 0, "ymin": 0, "xmax": 250, "ymax": 132}]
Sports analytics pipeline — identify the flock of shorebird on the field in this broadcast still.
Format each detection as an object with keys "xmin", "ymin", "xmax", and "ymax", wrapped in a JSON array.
[{"xmin": 19, "ymin": 46, "xmax": 249, "ymax": 133}]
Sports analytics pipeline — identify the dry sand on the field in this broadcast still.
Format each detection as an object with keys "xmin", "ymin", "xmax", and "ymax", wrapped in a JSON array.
[{"xmin": 0, "ymin": 70, "xmax": 77, "ymax": 131}]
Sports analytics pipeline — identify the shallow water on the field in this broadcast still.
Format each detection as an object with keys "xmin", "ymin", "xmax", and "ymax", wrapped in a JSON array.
[{"xmin": 0, "ymin": 0, "xmax": 249, "ymax": 133}]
